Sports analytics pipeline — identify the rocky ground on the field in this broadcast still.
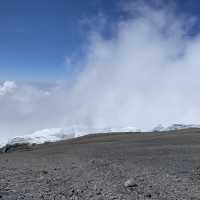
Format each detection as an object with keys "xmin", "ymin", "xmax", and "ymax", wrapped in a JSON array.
[{"xmin": 1, "ymin": 129, "xmax": 200, "ymax": 199}]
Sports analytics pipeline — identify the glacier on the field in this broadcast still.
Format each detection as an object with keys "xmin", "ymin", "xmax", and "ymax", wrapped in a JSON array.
[
  {"xmin": 1, "ymin": 124, "xmax": 200, "ymax": 149},
  {"xmin": 152, "ymin": 124, "xmax": 200, "ymax": 132},
  {"xmin": 0, "ymin": 126, "xmax": 140, "ymax": 148}
]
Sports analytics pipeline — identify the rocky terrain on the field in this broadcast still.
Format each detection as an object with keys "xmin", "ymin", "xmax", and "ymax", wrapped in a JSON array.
[{"xmin": 1, "ymin": 129, "xmax": 200, "ymax": 199}]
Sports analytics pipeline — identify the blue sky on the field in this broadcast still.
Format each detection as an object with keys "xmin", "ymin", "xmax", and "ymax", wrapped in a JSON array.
[{"xmin": 0, "ymin": 0, "xmax": 200, "ymax": 82}]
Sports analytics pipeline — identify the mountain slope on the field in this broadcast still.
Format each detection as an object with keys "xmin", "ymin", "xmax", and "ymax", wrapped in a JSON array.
[{"xmin": 1, "ymin": 129, "xmax": 200, "ymax": 199}]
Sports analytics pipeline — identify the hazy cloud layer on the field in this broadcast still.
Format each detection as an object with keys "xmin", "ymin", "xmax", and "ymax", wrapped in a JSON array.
[{"xmin": 1, "ymin": 3, "xmax": 200, "ymax": 140}]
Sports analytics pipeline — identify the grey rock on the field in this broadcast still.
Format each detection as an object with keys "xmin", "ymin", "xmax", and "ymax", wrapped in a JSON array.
[{"xmin": 124, "ymin": 178, "xmax": 138, "ymax": 188}]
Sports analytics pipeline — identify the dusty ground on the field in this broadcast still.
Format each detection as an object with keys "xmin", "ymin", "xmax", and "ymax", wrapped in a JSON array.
[{"xmin": 1, "ymin": 129, "xmax": 200, "ymax": 199}]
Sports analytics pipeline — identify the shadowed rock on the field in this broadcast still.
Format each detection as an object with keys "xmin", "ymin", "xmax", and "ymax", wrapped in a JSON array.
[{"xmin": 0, "ymin": 143, "xmax": 32, "ymax": 153}]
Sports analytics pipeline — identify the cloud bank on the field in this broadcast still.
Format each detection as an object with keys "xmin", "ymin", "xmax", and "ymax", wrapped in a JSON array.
[
  {"xmin": 1, "ymin": 3, "xmax": 200, "ymax": 140},
  {"xmin": 0, "ymin": 81, "xmax": 16, "ymax": 96}
]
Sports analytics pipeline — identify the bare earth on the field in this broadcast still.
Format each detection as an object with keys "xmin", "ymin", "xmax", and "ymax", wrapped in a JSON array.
[{"xmin": 1, "ymin": 129, "xmax": 200, "ymax": 200}]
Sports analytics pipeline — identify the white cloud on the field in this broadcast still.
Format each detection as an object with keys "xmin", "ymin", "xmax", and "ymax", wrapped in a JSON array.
[
  {"xmin": 0, "ymin": 81, "xmax": 16, "ymax": 96},
  {"xmin": 65, "ymin": 3, "xmax": 200, "ymax": 130}
]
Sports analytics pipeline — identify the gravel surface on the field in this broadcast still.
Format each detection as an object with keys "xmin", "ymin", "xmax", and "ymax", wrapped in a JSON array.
[{"xmin": 1, "ymin": 129, "xmax": 200, "ymax": 199}]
